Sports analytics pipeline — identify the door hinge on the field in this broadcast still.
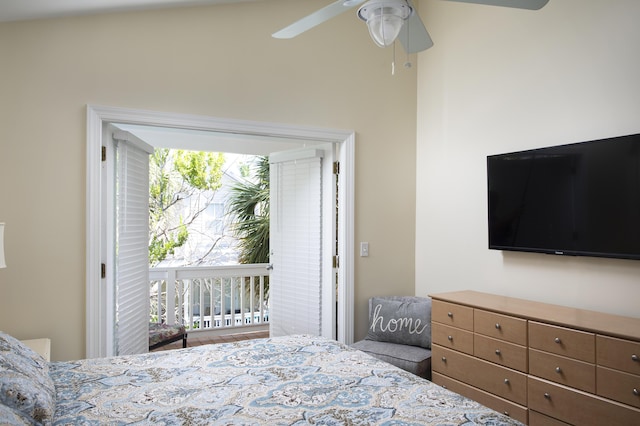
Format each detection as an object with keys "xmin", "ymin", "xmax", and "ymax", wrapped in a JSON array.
[
  {"xmin": 101, "ymin": 263, "xmax": 106, "ymax": 279},
  {"xmin": 101, "ymin": 146, "xmax": 106, "ymax": 162},
  {"xmin": 333, "ymin": 255, "xmax": 339, "ymax": 268},
  {"xmin": 333, "ymin": 161, "xmax": 340, "ymax": 175}
]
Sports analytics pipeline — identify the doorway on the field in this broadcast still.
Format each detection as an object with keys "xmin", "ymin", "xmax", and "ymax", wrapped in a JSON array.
[{"xmin": 85, "ymin": 105, "xmax": 355, "ymax": 358}]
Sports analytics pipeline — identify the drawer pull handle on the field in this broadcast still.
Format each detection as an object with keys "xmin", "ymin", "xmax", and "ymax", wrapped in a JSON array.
[
  {"xmin": 554, "ymin": 337, "xmax": 561, "ymax": 344},
  {"xmin": 441, "ymin": 356, "xmax": 447, "ymax": 363},
  {"xmin": 544, "ymin": 392, "xmax": 551, "ymax": 399},
  {"xmin": 504, "ymin": 378, "xmax": 510, "ymax": 385},
  {"xmin": 503, "ymin": 411, "xmax": 509, "ymax": 416},
  {"xmin": 447, "ymin": 335, "xmax": 453, "ymax": 341},
  {"xmin": 447, "ymin": 312, "xmax": 453, "ymax": 318},
  {"xmin": 495, "ymin": 323, "xmax": 501, "ymax": 330},
  {"xmin": 633, "ymin": 388, "xmax": 639, "ymax": 396},
  {"xmin": 555, "ymin": 367, "xmax": 562, "ymax": 374},
  {"xmin": 632, "ymin": 354, "xmax": 639, "ymax": 362},
  {"xmin": 495, "ymin": 349, "xmax": 501, "ymax": 355}
]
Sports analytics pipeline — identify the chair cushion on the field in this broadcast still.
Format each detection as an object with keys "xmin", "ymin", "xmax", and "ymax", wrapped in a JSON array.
[
  {"xmin": 366, "ymin": 296, "xmax": 432, "ymax": 349},
  {"xmin": 351, "ymin": 339, "xmax": 432, "ymax": 379},
  {"xmin": 149, "ymin": 323, "xmax": 186, "ymax": 348}
]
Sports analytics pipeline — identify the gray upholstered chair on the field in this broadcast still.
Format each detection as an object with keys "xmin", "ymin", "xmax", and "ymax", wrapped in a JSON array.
[{"xmin": 351, "ymin": 296, "xmax": 432, "ymax": 379}]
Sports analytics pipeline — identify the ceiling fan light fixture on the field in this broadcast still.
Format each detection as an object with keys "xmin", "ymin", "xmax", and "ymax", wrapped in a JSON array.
[{"xmin": 358, "ymin": 0, "xmax": 412, "ymax": 48}]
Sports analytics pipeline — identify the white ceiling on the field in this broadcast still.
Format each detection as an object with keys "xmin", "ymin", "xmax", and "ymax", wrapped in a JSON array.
[{"xmin": 0, "ymin": 0, "xmax": 258, "ymax": 23}]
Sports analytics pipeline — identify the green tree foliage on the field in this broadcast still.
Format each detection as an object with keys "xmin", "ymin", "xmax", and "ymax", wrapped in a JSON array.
[
  {"xmin": 149, "ymin": 149, "xmax": 225, "ymax": 266},
  {"xmin": 226, "ymin": 156, "xmax": 270, "ymax": 265}
]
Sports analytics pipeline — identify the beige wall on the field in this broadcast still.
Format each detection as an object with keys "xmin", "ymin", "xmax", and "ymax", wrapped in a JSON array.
[
  {"xmin": 416, "ymin": 0, "xmax": 640, "ymax": 317},
  {"xmin": 0, "ymin": 0, "xmax": 417, "ymax": 361}
]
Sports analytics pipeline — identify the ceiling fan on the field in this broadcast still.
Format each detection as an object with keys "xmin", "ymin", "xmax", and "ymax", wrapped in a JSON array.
[{"xmin": 272, "ymin": 0, "xmax": 549, "ymax": 54}]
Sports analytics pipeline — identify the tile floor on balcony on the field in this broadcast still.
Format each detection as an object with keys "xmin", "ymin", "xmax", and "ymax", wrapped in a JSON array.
[{"xmin": 151, "ymin": 330, "xmax": 270, "ymax": 352}]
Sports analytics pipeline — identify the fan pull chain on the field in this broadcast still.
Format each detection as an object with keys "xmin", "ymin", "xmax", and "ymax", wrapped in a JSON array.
[
  {"xmin": 392, "ymin": 41, "xmax": 396, "ymax": 76},
  {"xmin": 403, "ymin": 13, "xmax": 412, "ymax": 69}
]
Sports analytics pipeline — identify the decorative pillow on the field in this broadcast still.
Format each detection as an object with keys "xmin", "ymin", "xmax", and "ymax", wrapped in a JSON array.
[
  {"xmin": 0, "ymin": 331, "xmax": 56, "ymax": 425},
  {"xmin": 366, "ymin": 296, "xmax": 432, "ymax": 349}
]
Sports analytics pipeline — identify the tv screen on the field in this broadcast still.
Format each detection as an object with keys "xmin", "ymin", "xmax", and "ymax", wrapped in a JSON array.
[{"xmin": 487, "ymin": 133, "xmax": 640, "ymax": 260}]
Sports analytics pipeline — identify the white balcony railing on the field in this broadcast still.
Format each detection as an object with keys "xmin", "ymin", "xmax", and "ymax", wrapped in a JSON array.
[{"xmin": 150, "ymin": 264, "xmax": 270, "ymax": 334}]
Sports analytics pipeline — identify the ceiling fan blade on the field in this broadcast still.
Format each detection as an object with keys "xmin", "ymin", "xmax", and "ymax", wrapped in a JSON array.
[
  {"xmin": 443, "ymin": 0, "xmax": 549, "ymax": 10},
  {"xmin": 398, "ymin": 2, "xmax": 434, "ymax": 54},
  {"xmin": 272, "ymin": 0, "xmax": 367, "ymax": 39}
]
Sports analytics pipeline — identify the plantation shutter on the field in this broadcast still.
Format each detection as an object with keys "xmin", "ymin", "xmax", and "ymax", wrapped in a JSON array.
[
  {"xmin": 269, "ymin": 149, "xmax": 323, "ymax": 337},
  {"xmin": 114, "ymin": 131, "xmax": 153, "ymax": 355}
]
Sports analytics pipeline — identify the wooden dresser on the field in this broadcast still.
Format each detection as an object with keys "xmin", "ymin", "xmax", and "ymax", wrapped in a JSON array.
[{"xmin": 430, "ymin": 290, "xmax": 640, "ymax": 425}]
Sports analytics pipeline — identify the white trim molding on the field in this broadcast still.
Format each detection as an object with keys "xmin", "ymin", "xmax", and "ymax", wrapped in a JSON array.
[{"xmin": 86, "ymin": 105, "xmax": 355, "ymax": 358}]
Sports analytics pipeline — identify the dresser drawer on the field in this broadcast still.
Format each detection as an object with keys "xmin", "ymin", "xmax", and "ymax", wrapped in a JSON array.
[
  {"xmin": 528, "ymin": 376, "xmax": 640, "ymax": 425},
  {"xmin": 529, "ymin": 321, "xmax": 595, "ymax": 363},
  {"xmin": 597, "ymin": 366, "xmax": 640, "ymax": 409},
  {"xmin": 529, "ymin": 348, "xmax": 595, "ymax": 393},
  {"xmin": 528, "ymin": 410, "xmax": 571, "ymax": 426},
  {"xmin": 432, "ymin": 322, "xmax": 474, "ymax": 355},
  {"xmin": 432, "ymin": 372, "xmax": 528, "ymax": 424},
  {"xmin": 475, "ymin": 334, "xmax": 527, "ymax": 372},
  {"xmin": 474, "ymin": 309, "xmax": 527, "ymax": 345},
  {"xmin": 433, "ymin": 345, "xmax": 527, "ymax": 405},
  {"xmin": 596, "ymin": 335, "xmax": 640, "ymax": 375},
  {"xmin": 432, "ymin": 300, "xmax": 473, "ymax": 331}
]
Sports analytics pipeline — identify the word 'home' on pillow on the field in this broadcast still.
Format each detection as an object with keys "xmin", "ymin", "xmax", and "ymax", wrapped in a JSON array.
[{"xmin": 366, "ymin": 296, "xmax": 432, "ymax": 349}]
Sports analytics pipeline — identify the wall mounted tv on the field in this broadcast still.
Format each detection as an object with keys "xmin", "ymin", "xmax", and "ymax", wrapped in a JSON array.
[{"xmin": 487, "ymin": 133, "xmax": 640, "ymax": 261}]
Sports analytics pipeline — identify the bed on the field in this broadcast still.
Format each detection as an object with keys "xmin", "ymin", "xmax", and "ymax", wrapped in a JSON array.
[{"xmin": 1, "ymin": 332, "xmax": 523, "ymax": 426}]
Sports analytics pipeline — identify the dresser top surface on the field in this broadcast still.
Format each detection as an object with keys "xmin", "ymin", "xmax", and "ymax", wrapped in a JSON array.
[{"xmin": 429, "ymin": 290, "xmax": 640, "ymax": 342}]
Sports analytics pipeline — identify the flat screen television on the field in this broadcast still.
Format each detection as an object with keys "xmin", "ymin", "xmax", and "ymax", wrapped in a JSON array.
[{"xmin": 487, "ymin": 133, "xmax": 640, "ymax": 260}]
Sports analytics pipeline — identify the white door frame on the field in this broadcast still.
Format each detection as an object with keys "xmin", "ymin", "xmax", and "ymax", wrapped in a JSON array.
[{"xmin": 86, "ymin": 104, "xmax": 355, "ymax": 358}]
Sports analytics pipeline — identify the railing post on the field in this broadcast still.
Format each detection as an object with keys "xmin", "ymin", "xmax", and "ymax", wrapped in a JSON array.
[
  {"xmin": 198, "ymin": 278, "xmax": 204, "ymax": 329},
  {"xmin": 188, "ymin": 279, "xmax": 194, "ymax": 329},
  {"xmin": 249, "ymin": 276, "xmax": 255, "ymax": 325},
  {"xmin": 220, "ymin": 277, "xmax": 226, "ymax": 327},
  {"xmin": 240, "ymin": 276, "xmax": 246, "ymax": 324},
  {"xmin": 154, "ymin": 281, "xmax": 161, "ymax": 323},
  {"xmin": 166, "ymin": 269, "xmax": 176, "ymax": 325},
  {"xmin": 230, "ymin": 277, "xmax": 236, "ymax": 326},
  {"xmin": 260, "ymin": 275, "xmax": 265, "ymax": 323},
  {"xmin": 175, "ymin": 272, "xmax": 184, "ymax": 324}
]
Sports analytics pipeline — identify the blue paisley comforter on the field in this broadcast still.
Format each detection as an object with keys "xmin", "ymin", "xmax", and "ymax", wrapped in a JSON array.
[{"xmin": 50, "ymin": 335, "xmax": 522, "ymax": 425}]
